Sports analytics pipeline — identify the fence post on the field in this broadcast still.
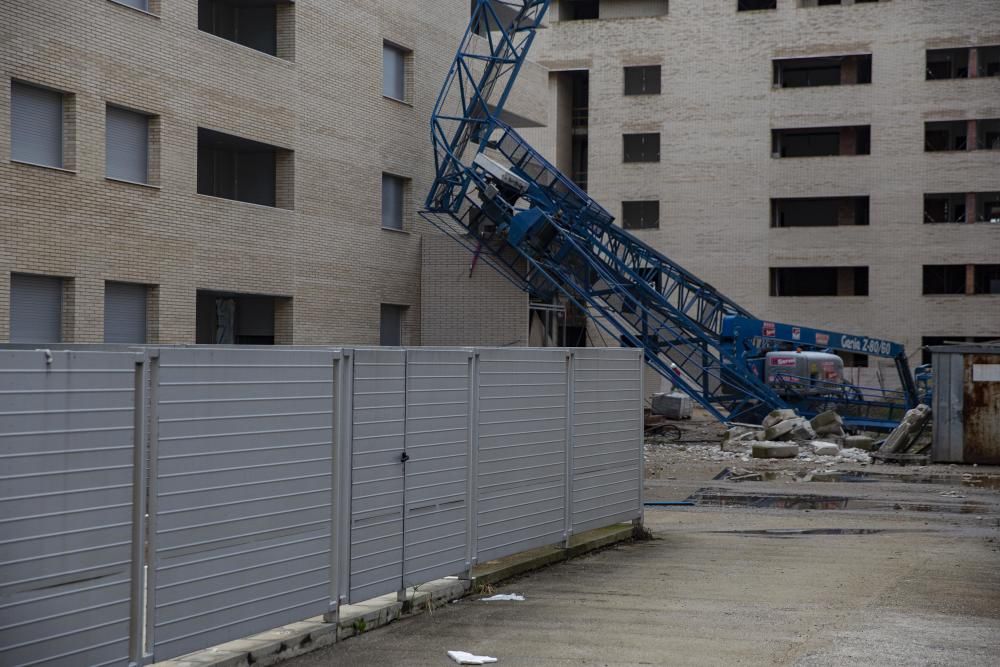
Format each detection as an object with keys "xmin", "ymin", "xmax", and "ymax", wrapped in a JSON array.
[
  {"xmin": 128, "ymin": 352, "xmax": 149, "ymax": 667},
  {"xmin": 142, "ymin": 349, "xmax": 160, "ymax": 664},
  {"xmin": 337, "ymin": 350, "xmax": 355, "ymax": 614},
  {"xmin": 564, "ymin": 351, "xmax": 575, "ymax": 549},
  {"xmin": 635, "ymin": 350, "xmax": 645, "ymax": 527},
  {"xmin": 324, "ymin": 351, "xmax": 345, "ymax": 623},
  {"xmin": 462, "ymin": 350, "xmax": 480, "ymax": 580}
]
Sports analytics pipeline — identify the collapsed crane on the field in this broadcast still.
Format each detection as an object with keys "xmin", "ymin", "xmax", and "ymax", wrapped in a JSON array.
[{"xmin": 420, "ymin": 0, "xmax": 918, "ymax": 430}]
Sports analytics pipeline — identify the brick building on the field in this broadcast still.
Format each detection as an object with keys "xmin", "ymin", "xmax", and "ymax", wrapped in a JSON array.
[
  {"xmin": 525, "ymin": 0, "xmax": 1000, "ymax": 383},
  {"xmin": 0, "ymin": 0, "xmax": 533, "ymax": 347}
]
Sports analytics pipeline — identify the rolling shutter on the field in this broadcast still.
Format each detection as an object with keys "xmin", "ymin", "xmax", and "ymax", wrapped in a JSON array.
[
  {"xmin": 106, "ymin": 107, "xmax": 149, "ymax": 183},
  {"xmin": 104, "ymin": 282, "xmax": 147, "ymax": 343},
  {"xmin": 11, "ymin": 82, "xmax": 63, "ymax": 168},
  {"xmin": 10, "ymin": 274, "xmax": 62, "ymax": 343},
  {"xmin": 113, "ymin": 0, "xmax": 149, "ymax": 10}
]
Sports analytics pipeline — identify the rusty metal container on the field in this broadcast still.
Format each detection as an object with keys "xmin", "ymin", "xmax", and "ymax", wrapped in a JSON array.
[{"xmin": 931, "ymin": 344, "xmax": 1000, "ymax": 464}]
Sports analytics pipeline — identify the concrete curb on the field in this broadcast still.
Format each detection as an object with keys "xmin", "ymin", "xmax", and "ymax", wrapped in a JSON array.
[{"xmin": 154, "ymin": 523, "xmax": 635, "ymax": 667}]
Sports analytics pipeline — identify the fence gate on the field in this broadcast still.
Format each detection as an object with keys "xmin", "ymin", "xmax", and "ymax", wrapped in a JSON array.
[
  {"xmin": 348, "ymin": 349, "xmax": 406, "ymax": 603},
  {"xmin": 402, "ymin": 349, "xmax": 471, "ymax": 587}
]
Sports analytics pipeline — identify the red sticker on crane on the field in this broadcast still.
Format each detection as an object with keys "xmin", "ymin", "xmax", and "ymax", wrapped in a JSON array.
[
  {"xmin": 762, "ymin": 322, "xmax": 776, "ymax": 337},
  {"xmin": 792, "ymin": 327, "xmax": 801, "ymax": 341},
  {"xmin": 816, "ymin": 333, "xmax": 830, "ymax": 346}
]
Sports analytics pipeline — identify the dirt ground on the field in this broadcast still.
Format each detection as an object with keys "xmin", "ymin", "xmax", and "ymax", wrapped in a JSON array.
[{"xmin": 285, "ymin": 414, "xmax": 1000, "ymax": 666}]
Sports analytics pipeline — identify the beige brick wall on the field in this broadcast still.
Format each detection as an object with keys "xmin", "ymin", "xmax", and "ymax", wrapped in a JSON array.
[
  {"xmin": 525, "ymin": 0, "xmax": 1000, "ymax": 385},
  {"xmin": 0, "ymin": 0, "xmax": 538, "ymax": 347},
  {"xmin": 420, "ymin": 233, "xmax": 529, "ymax": 347}
]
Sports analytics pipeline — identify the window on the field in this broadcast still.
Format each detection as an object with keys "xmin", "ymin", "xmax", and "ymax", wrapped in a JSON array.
[
  {"xmin": 198, "ymin": 0, "xmax": 293, "ymax": 58},
  {"xmin": 770, "ymin": 267, "xmax": 869, "ymax": 296},
  {"xmin": 10, "ymin": 274, "xmax": 63, "ymax": 343},
  {"xmin": 382, "ymin": 173, "xmax": 406, "ymax": 230},
  {"xmin": 624, "ymin": 66, "xmax": 661, "ymax": 95},
  {"xmin": 380, "ymin": 304, "xmax": 406, "ymax": 346},
  {"xmin": 836, "ymin": 351, "xmax": 869, "ymax": 368},
  {"xmin": 383, "ymin": 42, "xmax": 408, "ymax": 101},
  {"xmin": 197, "ymin": 128, "xmax": 293, "ymax": 208},
  {"xmin": 196, "ymin": 291, "xmax": 284, "ymax": 344},
  {"xmin": 11, "ymin": 81, "xmax": 65, "ymax": 169},
  {"xmin": 622, "ymin": 201, "xmax": 660, "ymax": 230},
  {"xmin": 106, "ymin": 106, "xmax": 150, "ymax": 184},
  {"xmin": 561, "ymin": 0, "xmax": 599, "ymax": 20},
  {"xmin": 623, "ymin": 133, "xmax": 660, "ymax": 162},
  {"xmin": 104, "ymin": 282, "xmax": 148, "ymax": 343},
  {"xmin": 974, "ymin": 265, "xmax": 1000, "ymax": 295},
  {"xmin": 771, "ymin": 197, "xmax": 869, "ymax": 227},
  {"xmin": 922, "ymin": 265, "xmax": 966, "ymax": 295},
  {"xmin": 773, "ymin": 55, "xmax": 871, "ymax": 88},
  {"xmin": 772, "ymin": 126, "xmax": 870, "ymax": 157},
  {"xmin": 738, "ymin": 0, "xmax": 776, "ymax": 11}
]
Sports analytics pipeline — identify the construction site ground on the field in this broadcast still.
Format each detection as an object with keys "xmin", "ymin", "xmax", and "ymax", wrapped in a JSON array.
[{"xmin": 283, "ymin": 413, "xmax": 1000, "ymax": 666}]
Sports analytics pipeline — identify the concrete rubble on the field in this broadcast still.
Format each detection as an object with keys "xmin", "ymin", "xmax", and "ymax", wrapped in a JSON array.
[{"xmin": 718, "ymin": 409, "xmax": 881, "ymax": 464}]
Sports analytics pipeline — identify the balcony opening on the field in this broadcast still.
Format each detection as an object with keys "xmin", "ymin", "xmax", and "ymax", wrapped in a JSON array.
[
  {"xmin": 196, "ymin": 291, "xmax": 291, "ymax": 345},
  {"xmin": 922, "ymin": 265, "xmax": 966, "ymax": 295},
  {"xmin": 977, "ymin": 118, "xmax": 1000, "ymax": 150},
  {"xmin": 553, "ymin": 70, "xmax": 589, "ymax": 190},
  {"xmin": 836, "ymin": 351, "xmax": 869, "ymax": 368},
  {"xmin": 979, "ymin": 46, "xmax": 1000, "ymax": 77},
  {"xmin": 772, "ymin": 126, "xmax": 870, "ymax": 157},
  {"xmin": 738, "ymin": 0, "xmax": 776, "ymax": 10},
  {"xmin": 197, "ymin": 128, "xmax": 293, "ymax": 208},
  {"xmin": 622, "ymin": 201, "xmax": 660, "ymax": 230},
  {"xmin": 974, "ymin": 265, "xmax": 1000, "ymax": 295},
  {"xmin": 978, "ymin": 192, "xmax": 1000, "ymax": 223},
  {"xmin": 924, "ymin": 120, "xmax": 967, "ymax": 151},
  {"xmin": 771, "ymin": 196, "xmax": 869, "ymax": 227},
  {"xmin": 774, "ymin": 54, "xmax": 871, "ymax": 88},
  {"xmin": 923, "ymin": 193, "xmax": 967, "ymax": 223},
  {"xmin": 926, "ymin": 48, "xmax": 970, "ymax": 80},
  {"xmin": 770, "ymin": 267, "xmax": 869, "ymax": 296},
  {"xmin": 198, "ymin": 0, "xmax": 294, "ymax": 59},
  {"xmin": 561, "ymin": 0, "xmax": 599, "ymax": 20}
]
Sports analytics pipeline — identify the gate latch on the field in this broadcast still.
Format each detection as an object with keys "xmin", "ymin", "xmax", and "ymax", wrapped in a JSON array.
[{"xmin": 400, "ymin": 452, "xmax": 410, "ymax": 463}]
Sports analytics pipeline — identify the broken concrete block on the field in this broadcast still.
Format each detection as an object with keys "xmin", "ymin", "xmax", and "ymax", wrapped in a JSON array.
[
  {"xmin": 844, "ymin": 435, "xmax": 876, "ymax": 451},
  {"xmin": 880, "ymin": 404, "xmax": 931, "ymax": 454},
  {"xmin": 651, "ymin": 392, "xmax": 693, "ymax": 420},
  {"xmin": 762, "ymin": 409, "xmax": 797, "ymax": 429},
  {"xmin": 763, "ymin": 419, "xmax": 798, "ymax": 441},
  {"xmin": 789, "ymin": 420, "xmax": 817, "ymax": 442},
  {"xmin": 808, "ymin": 441, "xmax": 840, "ymax": 457},
  {"xmin": 813, "ymin": 421, "xmax": 846, "ymax": 437},
  {"xmin": 809, "ymin": 410, "xmax": 843, "ymax": 429},
  {"xmin": 751, "ymin": 442, "xmax": 799, "ymax": 459}
]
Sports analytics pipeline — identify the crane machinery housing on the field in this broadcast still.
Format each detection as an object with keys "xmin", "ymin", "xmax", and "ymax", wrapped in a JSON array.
[{"xmin": 420, "ymin": 0, "xmax": 919, "ymax": 431}]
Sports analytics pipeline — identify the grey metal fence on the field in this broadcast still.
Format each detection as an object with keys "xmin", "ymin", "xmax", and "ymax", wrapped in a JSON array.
[{"xmin": 0, "ymin": 346, "xmax": 643, "ymax": 666}]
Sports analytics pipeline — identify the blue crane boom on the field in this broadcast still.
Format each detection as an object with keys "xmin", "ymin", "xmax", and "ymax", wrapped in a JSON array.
[{"xmin": 421, "ymin": 0, "xmax": 917, "ymax": 430}]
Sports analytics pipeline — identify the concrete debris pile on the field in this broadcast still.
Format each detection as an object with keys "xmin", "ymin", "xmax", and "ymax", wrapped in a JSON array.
[
  {"xmin": 874, "ymin": 404, "xmax": 933, "ymax": 461},
  {"xmin": 723, "ymin": 409, "xmax": 878, "ymax": 464}
]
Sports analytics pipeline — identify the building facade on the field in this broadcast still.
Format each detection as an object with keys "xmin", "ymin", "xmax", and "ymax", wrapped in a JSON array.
[
  {"xmin": 0, "ymin": 0, "xmax": 535, "ymax": 347},
  {"xmin": 526, "ymin": 0, "xmax": 1000, "ymax": 382}
]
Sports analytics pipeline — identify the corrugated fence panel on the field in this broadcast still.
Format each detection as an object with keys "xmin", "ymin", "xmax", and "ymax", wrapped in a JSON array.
[
  {"xmin": 403, "ymin": 349, "xmax": 471, "ymax": 586},
  {"xmin": 152, "ymin": 348, "xmax": 334, "ymax": 661},
  {"xmin": 349, "ymin": 349, "xmax": 405, "ymax": 603},
  {"xmin": 0, "ymin": 350, "xmax": 137, "ymax": 667},
  {"xmin": 571, "ymin": 349, "xmax": 643, "ymax": 533},
  {"xmin": 476, "ymin": 348, "xmax": 568, "ymax": 562}
]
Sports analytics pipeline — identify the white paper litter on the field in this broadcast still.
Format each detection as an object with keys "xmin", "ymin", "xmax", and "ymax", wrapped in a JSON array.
[
  {"xmin": 448, "ymin": 650, "xmax": 498, "ymax": 665},
  {"xmin": 481, "ymin": 593, "xmax": 525, "ymax": 601}
]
